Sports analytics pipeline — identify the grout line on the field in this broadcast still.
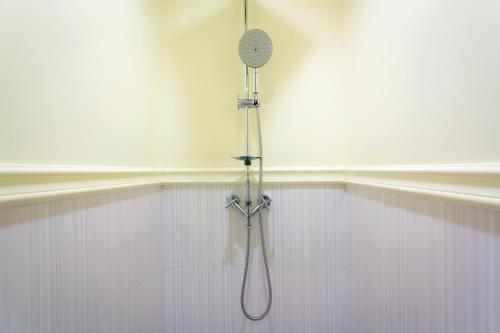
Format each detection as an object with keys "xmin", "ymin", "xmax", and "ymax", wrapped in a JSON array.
[{"xmin": 87, "ymin": 265, "xmax": 163, "ymax": 333}]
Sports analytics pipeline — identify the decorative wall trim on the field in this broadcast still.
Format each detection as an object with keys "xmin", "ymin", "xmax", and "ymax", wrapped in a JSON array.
[
  {"xmin": 0, "ymin": 164, "xmax": 165, "ymax": 207},
  {"xmin": 346, "ymin": 163, "xmax": 500, "ymax": 175},
  {"xmin": 345, "ymin": 179, "xmax": 500, "ymax": 209},
  {"xmin": 1, "ymin": 163, "xmax": 499, "ymax": 209},
  {"xmin": 344, "ymin": 163, "xmax": 500, "ymax": 210},
  {"xmin": 0, "ymin": 164, "xmax": 164, "ymax": 175},
  {"xmin": 161, "ymin": 166, "xmax": 346, "ymax": 184}
]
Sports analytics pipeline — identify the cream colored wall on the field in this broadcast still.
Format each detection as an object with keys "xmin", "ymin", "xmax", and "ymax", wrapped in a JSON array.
[
  {"xmin": 0, "ymin": 0, "xmax": 161, "ymax": 167},
  {"xmin": 2, "ymin": 0, "xmax": 499, "ymax": 171},
  {"xmin": 343, "ymin": 0, "xmax": 500, "ymax": 165},
  {"xmin": 157, "ymin": 0, "xmax": 346, "ymax": 169}
]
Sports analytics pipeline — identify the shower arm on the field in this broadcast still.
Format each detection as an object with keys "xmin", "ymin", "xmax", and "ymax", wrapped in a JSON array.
[{"xmin": 244, "ymin": 0, "xmax": 248, "ymax": 32}]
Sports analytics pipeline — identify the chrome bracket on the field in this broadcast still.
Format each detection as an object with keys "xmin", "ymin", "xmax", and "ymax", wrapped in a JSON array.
[{"xmin": 237, "ymin": 96, "xmax": 259, "ymax": 109}]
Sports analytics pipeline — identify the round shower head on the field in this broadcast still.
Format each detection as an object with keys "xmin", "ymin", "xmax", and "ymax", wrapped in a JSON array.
[{"xmin": 238, "ymin": 29, "xmax": 273, "ymax": 68}]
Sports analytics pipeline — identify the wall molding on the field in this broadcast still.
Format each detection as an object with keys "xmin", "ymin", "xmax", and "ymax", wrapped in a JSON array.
[
  {"xmin": 344, "ymin": 163, "xmax": 500, "ymax": 209},
  {"xmin": 0, "ymin": 164, "xmax": 165, "ymax": 207},
  {"xmin": 161, "ymin": 166, "xmax": 346, "ymax": 184},
  {"xmin": 346, "ymin": 163, "xmax": 500, "ymax": 175},
  {"xmin": 1, "ymin": 163, "xmax": 500, "ymax": 209}
]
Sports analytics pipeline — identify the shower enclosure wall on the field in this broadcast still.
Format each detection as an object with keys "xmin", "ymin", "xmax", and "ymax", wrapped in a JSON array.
[{"xmin": 1, "ymin": 184, "xmax": 499, "ymax": 332}]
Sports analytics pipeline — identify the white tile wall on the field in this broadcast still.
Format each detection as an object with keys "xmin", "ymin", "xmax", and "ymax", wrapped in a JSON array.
[
  {"xmin": 1, "ymin": 182, "xmax": 499, "ymax": 333},
  {"xmin": 161, "ymin": 184, "xmax": 349, "ymax": 333},
  {"xmin": 346, "ymin": 184, "xmax": 500, "ymax": 333},
  {"xmin": 0, "ymin": 187, "xmax": 163, "ymax": 333}
]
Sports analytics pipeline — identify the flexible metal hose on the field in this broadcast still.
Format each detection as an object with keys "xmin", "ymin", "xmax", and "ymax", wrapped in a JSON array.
[{"xmin": 240, "ymin": 107, "xmax": 272, "ymax": 321}]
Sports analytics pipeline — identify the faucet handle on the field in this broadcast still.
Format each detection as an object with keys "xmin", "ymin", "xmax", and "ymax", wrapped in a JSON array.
[
  {"xmin": 225, "ymin": 194, "xmax": 240, "ymax": 208},
  {"xmin": 259, "ymin": 194, "xmax": 272, "ymax": 209}
]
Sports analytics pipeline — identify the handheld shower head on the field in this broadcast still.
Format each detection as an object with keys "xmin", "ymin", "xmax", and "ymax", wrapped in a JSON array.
[{"xmin": 238, "ymin": 29, "xmax": 273, "ymax": 68}]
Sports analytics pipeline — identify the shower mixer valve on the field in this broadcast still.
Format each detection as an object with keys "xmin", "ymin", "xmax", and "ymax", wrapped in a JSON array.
[{"xmin": 225, "ymin": 193, "xmax": 272, "ymax": 221}]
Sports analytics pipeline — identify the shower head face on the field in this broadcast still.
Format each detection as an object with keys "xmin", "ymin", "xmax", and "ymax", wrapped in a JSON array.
[{"xmin": 238, "ymin": 29, "xmax": 273, "ymax": 68}]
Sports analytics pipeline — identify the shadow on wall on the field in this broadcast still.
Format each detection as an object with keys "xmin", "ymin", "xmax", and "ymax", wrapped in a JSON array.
[{"xmin": 155, "ymin": 0, "xmax": 312, "ymax": 167}]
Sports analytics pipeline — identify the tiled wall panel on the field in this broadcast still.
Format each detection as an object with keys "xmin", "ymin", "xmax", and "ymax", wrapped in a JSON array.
[
  {"xmin": 2, "ymin": 182, "xmax": 499, "ymax": 333},
  {"xmin": 161, "ymin": 184, "xmax": 348, "ymax": 333},
  {"xmin": 0, "ymin": 187, "xmax": 163, "ymax": 333},
  {"xmin": 346, "ymin": 184, "xmax": 500, "ymax": 333}
]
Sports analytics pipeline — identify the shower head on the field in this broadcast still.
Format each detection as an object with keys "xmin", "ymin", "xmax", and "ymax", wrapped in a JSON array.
[{"xmin": 238, "ymin": 29, "xmax": 273, "ymax": 68}]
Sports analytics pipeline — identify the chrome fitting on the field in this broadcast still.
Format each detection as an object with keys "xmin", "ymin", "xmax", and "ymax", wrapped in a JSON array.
[
  {"xmin": 225, "ymin": 193, "xmax": 272, "ymax": 220},
  {"xmin": 237, "ymin": 97, "xmax": 259, "ymax": 109}
]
